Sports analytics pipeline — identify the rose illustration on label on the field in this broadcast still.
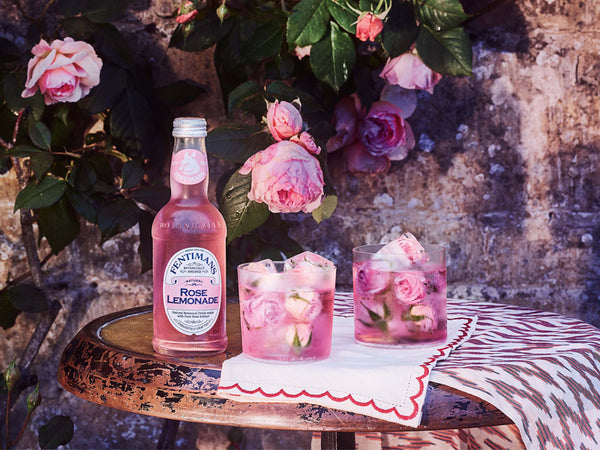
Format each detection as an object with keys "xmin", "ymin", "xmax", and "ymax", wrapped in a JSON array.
[
  {"xmin": 172, "ymin": 149, "xmax": 208, "ymax": 185},
  {"xmin": 163, "ymin": 247, "xmax": 221, "ymax": 335}
]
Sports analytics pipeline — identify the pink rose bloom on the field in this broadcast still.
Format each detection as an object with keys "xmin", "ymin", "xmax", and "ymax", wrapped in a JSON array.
[
  {"xmin": 354, "ymin": 259, "xmax": 392, "ymax": 295},
  {"xmin": 356, "ymin": 12, "xmax": 384, "ymax": 42},
  {"xmin": 380, "ymin": 53, "xmax": 443, "ymax": 94},
  {"xmin": 284, "ymin": 291, "xmax": 322, "ymax": 322},
  {"xmin": 290, "ymin": 131, "xmax": 321, "ymax": 155},
  {"xmin": 243, "ymin": 293, "xmax": 283, "ymax": 330},
  {"xmin": 285, "ymin": 323, "xmax": 312, "ymax": 347},
  {"xmin": 293, "ymin": 45, "xmax": 311, "ymax": 59},
  {"xmin": 359, "ymin": 100, "xmax": 415, "ymax": 160},
  {"xmin": 379, "ymin": 232, "xmax": 429, "ymax": 264},
  {"xmin": 394, "ymin": 272, "xmax": 425, "ymax": 305},
  {"xmin": 22, "ymin": 37, "xmax": 102, "ymax": 105},
  {"xmin": 344, "ymin": 141, "xmax": 390, "ymax": 175},
  {"xmin": 239, "ymin": 141, "xmax": 324, "ymax": 214},
  {"xmin": 176, "ymin": 1, "xmax": 198, "ymax": 24},
  {"xmin": 266, "ymin": 100, "xmax": 303, "ymax": 141},
  {"xmin": 326, "ymin": 94, "xmax": 363, "ymax": 153}
]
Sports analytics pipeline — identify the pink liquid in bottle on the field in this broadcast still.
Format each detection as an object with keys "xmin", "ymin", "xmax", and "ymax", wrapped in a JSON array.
[{"xmin": 152, "ymin": 118, "xmax": 227, "ymax": 356}]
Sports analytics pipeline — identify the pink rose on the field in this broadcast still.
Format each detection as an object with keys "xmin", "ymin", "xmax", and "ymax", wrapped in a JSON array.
[
  {"xmin": 176, "ymin": 1, "xmax": 198, "ymax": 24},
  {"xmin": 326, "ymin": 94, "xmax": 363, "ymax": 153},
  {"xmin": 354, "ymin": 259, "xmax": 391, "ymax": 295},
  {"xmin": 285, "ymin": 323, "xmax": 312, "ymax": 347},
  {"xmin": 356, "ymin": 12, "xmax": 384, "ymax": 42},
  {"xmin": 394, "ymin": 272, "xmax": 425, "ymax": 305},
  {"xmin": 290, "ymin": 132, "xmax": 321, "ymax": 155},
  {"xmin": 22, "ymin": 38, "xmax": 102, "ymax": 106},
  {"xmin": 266, "ymin": 100, "xmax": 303, "ymax": 141},
  {"xmin": 284, "ymin": 291, "xmax": 322, "ymax": 322},
  {"xmin": 242, "ymin": 293, "xmax": 283, "ymax": 330},
  {"xmin": 379, "ymin": 232, "xmax": 429, "ymax": 264},
  {"xmin": 358, "ymin": 101, "xmax": 414, "ymax": 160},
  {"xmin": 344, "ymin": 141, "xmax": 390, "ymax": 175},
  {"xmin": 380, "ymin": 53, "xmax": 443, "ymax": 94},
  {"xmin": 239, "ymin": 141, "xmax": 324, "ymax": 213}
]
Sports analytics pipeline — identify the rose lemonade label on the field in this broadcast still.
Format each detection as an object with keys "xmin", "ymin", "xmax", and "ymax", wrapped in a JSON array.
[
  {"xmin": 163, "ymin": 247, "xmax": 221, "ymax": 335},
  {"xmin": 171, "ymin": 149, "xmax": 208, "ymax": 185}
]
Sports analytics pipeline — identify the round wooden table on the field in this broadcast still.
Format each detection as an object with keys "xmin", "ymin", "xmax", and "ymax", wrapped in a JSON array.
[{"xmin": 58, "ymin": 303, "xmax": 511, "ymax": 449}]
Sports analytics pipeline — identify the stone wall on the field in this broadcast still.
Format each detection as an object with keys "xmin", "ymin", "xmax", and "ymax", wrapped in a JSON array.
[{"xmin": 1, "ymin": 0, "xmax": 599, "ymax": 448}]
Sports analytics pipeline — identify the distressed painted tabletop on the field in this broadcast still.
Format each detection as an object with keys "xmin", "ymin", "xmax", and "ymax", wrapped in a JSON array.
[{"xmin": 57, "ymin": 301, "xmax": 510, "ymax": 433}]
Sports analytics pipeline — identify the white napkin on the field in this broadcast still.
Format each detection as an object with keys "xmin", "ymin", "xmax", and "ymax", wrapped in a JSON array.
[{"xmin": 218, "ymin": 316, "xmax": 477, "ymax": 426}]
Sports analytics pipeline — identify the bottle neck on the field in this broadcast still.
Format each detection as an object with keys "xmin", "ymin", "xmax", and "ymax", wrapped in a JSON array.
[{"xmin": 170, "ymin": 136, "xmax": 209, "ymax": 201}]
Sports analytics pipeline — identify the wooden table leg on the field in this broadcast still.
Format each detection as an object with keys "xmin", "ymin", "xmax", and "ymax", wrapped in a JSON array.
[
  {"xmin": 321, "ymin": 431, "xmax": 356, "ymax": 450},
  {"xmin": 156, "ymin": 419, "xmax": 180, "ymax": 449}
]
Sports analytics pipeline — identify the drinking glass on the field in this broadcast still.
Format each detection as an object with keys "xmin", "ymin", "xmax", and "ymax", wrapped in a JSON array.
[
  {"xmin": 353, "ymin": 244, "xmax": 447, "ymax": 347},
  {"xmin": 237, "ymin": 261, "xmax": 336, "ymax": 362}
]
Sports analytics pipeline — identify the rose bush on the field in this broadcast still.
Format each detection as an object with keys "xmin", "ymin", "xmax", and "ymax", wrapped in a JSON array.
[{"xmin": 21, "ymin": 37, "xmax": 102, "ymax": 105}]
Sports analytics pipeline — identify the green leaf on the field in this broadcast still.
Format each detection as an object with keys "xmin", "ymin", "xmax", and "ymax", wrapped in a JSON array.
[
  {"xmin": 410, "ymin": 0, "xmax": 469, "ymax": 31},
  {"xmin": 241, "ymin": 22, "xmax": 283, "ymax": 63},
  {"xmin": 14, "ymin": 176, "xmax": 67, "ymax": 211},
  {"xmin": 207, "ymin": 125, "xmax": 271, "ymax": 164},
  {"xmin": 219, "ymin": 170, "xmax": 270, "ymax": 244},
  {"xmin": 79, "ymin": 62, "xmax": 127, "ymax": 114},
  {"xmin": 2, "ymin": 283, "xmax": 48, "ymax": 313},
  {"xmin": 155, "ymin": 80, "xmax": 206, "ymax": 106},
  {"xmin": 8, "ymin": 145, "xmax": 54, "ymax": 181},
  {"xmin": 58, "ymin": 0, "xmax": 129, "ymax": 22},
  {"xmin": 287, "ymin": 0, "xmax": 331, "ymax": 47},
  {"xmin": 97, "ymin": 198, "xmax": 140, "ymax": 241},
  {"xmin": 38, "ymin": 197, "xmax": 81, "ymax": 254},
  {"xmin": 66, "ymin": 189, "xmax": 99, "ymax": 223},
  {"xmin": 170, "ymin": 13, "xmax": 233, "ymax": 52},
  {"xmin": 0, "ymin": 295, "xmax": 20, "ymax": 330},
  {"xmin": 121, "ymin": 160, "xmax": 144, "ymax": 190},
  {"xmin": 28, "ymin": 121, "xmax": 52, "ymax": 150},
  {"xmin": 382, "ymin": 2, "xmax": 419, "ymax": 58},
  {"xmin": 416, "ymin": 25, "xmax": 472, "ymax": 76},
  {"xmin": 109, "ymin": 89, "xmax": 153, "ymax": 156},
  {"xmin": 227, "ymin": 81, "xmax": 265, "ymax": 116},
  {"xmin": 327, "ymin": 0, "xmax": 358, "ymax": 34},
  {"xmin": 311, "ymin": 194, "xmax": 337, "ymax": 223},
  {"xmin": 310, "ymin": 21, "xmax": 356, "ymax": 92},
  {"xmin": 39, "ymin": 415, "xmax": 74, "ymax": 449},
  {"xmin": 3, "ymin": 72, "xmax": 45, "ymax": 118}
]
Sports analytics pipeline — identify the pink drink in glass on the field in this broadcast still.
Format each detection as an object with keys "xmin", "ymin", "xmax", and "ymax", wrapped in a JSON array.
[
  {"xmin": 237, "ymin": 260, "xmax": 336, "ymax": 362},
  {"xmin": 152, "ymin": 118, "xmax": 227, "ymax": 356},
  {"xmin": 353, "ymin": 244, "xmax": 447, "ymax": 347}
]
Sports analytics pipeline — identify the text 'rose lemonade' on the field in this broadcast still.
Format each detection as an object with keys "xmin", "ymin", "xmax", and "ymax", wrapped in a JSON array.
[
  {"xmin": 353, "ymin": 233, "xmax": 447, "ymax": 347},
  {"xmin": 237, "ymin": 252, "xmax": 336, "ymax": 363},
  {"xmin": 152, "ymin": 117, "xmax": 227, "ymax": 356}
]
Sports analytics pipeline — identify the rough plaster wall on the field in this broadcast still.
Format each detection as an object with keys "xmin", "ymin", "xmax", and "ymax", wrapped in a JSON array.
[{"xmin": 0, "ymin": 0, "xmax": 599, "ymax": 448}]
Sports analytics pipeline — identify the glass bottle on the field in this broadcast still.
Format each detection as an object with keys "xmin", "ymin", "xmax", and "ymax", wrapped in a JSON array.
[{"xmin": 152, "ymin": 117, "xmax": 227, "ymax": 356}]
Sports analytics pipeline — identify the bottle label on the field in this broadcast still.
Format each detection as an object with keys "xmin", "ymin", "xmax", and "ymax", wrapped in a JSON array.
[
  {"xmin": 171, "ymin": 149, "xmax": 208, "ymax": 185},
  {"xmin": 163, "ymin": 247, "xmax": 221, "ymax": 335}
]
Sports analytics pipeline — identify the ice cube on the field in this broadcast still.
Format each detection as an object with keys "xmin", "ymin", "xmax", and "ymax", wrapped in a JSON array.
[
  {"xmin": 409, "ymin": 304, "xmax": 436, "ymax": 331},
  {"xmin": 284, "ymin": 290, "xmax": 322, "ymax": 322},
  {"xmin": 284, "ymin": 251, "xmax": 335, "ymax": 272},
  {"xmin": 246, "ymin": 259, "xmax": 277, "ymax": 273},
  {"xmin": 378, "ymin": 232, "xmax": 429, "ymax": 265}
]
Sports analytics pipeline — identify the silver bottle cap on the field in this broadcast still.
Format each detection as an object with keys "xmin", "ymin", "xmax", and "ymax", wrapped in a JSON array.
[{"xmin": 172, "ymin": 117, "xmax": 207, "ymax": 137}]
